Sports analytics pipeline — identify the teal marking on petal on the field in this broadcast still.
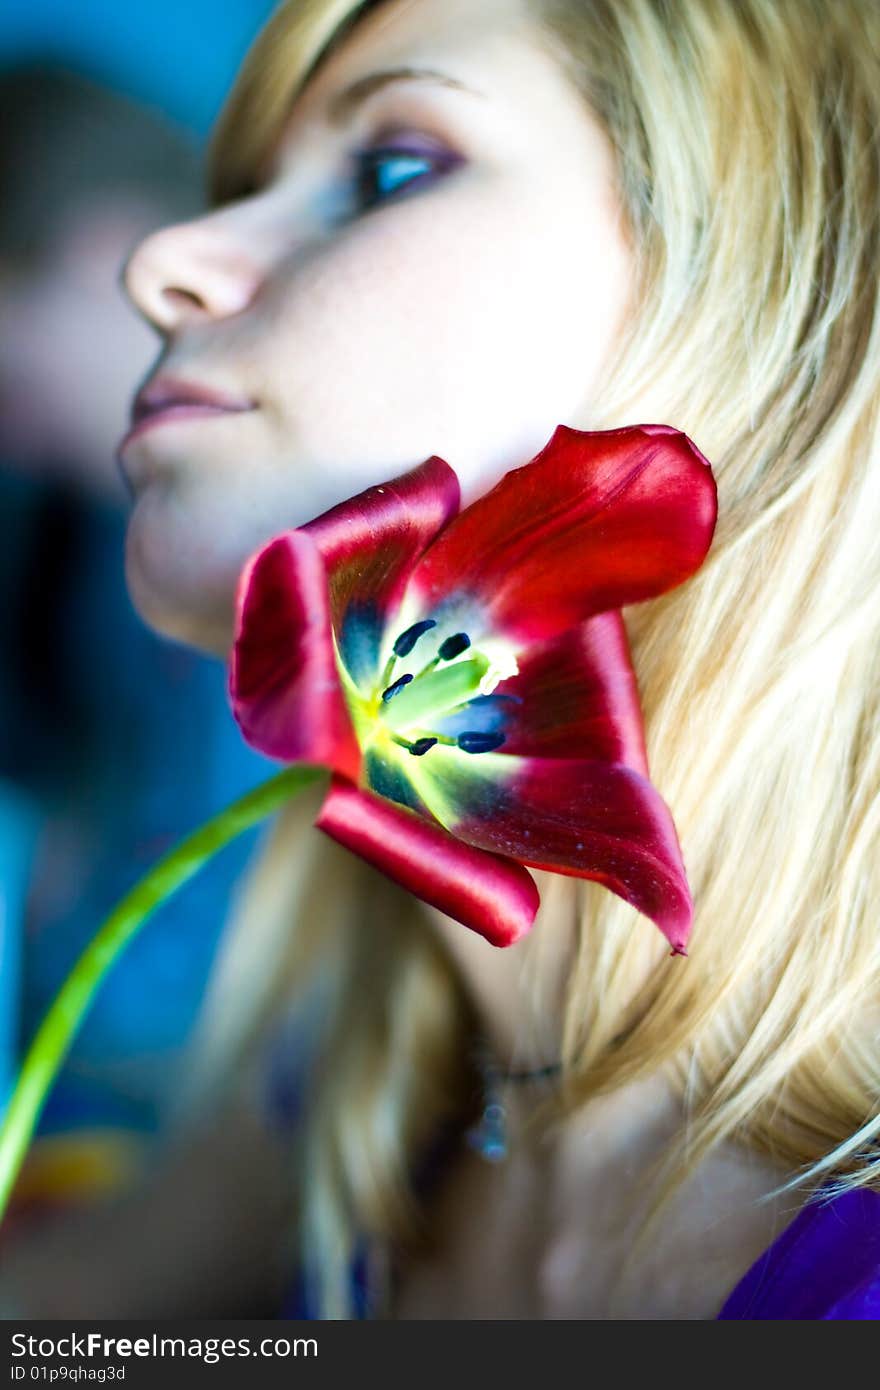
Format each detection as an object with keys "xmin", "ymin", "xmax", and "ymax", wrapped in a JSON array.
[
  {"xmin": 364, "ymin": 745, "xmax": 432, "ymax": 815},
  {"xmin": 331, "ymin": 627, "xmax": 373, "ymax": 747},
  {"xmin": 401, "ymin": 743, "xmax": 515, "ymax": 831}
]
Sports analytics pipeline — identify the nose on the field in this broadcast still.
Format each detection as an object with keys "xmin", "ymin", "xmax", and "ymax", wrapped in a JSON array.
[{"xmin": 121, "ymin": 212, "xmax": 262, "ymax": 334}]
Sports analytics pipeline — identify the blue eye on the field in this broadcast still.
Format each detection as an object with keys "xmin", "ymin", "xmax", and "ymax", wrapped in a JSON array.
[{"xmin": 353, "ymin": 146, "xmax": 449, "ymax": 211}]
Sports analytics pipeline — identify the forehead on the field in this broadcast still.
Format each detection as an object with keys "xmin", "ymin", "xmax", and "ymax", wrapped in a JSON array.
[{"xmin": 277, "ymin": 0, "xmax": 551, "ymax": 132}]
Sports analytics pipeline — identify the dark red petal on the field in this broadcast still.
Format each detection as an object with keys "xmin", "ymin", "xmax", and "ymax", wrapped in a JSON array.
[
  {"xmin": 229, "ymin": 531, "xmax": 361, "ymax": 779},
  {"xmin": 409, "ymin": 751, "xmax": 692, "ymax": 951},
  {"xmin": 406, "ymin": 424, "xmax": 717, "ymax": 645},
  {"xmin": 302, "ymin": 456, "xmax": 460, "ymax": 687},
  {"xmin": 482, "ymin": 611, "xmax": 650, "ymax": 775},
  {"xmin": 315, "ymin": 775, "xmax": 540, "ymax": 947}
]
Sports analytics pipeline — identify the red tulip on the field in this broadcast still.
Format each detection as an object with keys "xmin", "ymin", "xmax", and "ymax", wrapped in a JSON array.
[{"xmin": 229, "ymin": 424, "xmax": 717, "ymax": 949}]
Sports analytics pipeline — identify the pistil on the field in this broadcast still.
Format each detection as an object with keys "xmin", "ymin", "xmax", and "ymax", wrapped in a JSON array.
[
  {"xmin": 367, "ymin": 621, "xmax": 518, "ymax": 759},
  {"xmin": 380, "ymin": 655, "xmax": 491, "ymax": 732}
]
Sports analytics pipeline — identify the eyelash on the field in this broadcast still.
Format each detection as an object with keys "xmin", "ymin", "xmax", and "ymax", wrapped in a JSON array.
[{"xmin": 352, "ymin": 141, "xmax": 461, "ymax": 212}]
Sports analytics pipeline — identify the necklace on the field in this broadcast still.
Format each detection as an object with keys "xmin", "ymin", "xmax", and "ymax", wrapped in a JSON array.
[
  {"xmin": 372, "ymin": 1045, "xmax": 565, "ymax": 1316},
  {"xmin": 464, "ymin": 1043, "xmax": 564, "ymax": 1163}
]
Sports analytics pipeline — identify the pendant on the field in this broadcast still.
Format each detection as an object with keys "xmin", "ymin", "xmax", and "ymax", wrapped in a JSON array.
[{"xmin": 464, "ymin": 1099, "xmax": 508, "ymax": 1163}]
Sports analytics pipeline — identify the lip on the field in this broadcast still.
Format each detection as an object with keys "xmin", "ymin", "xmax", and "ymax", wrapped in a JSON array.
[
  {"xmin": 118, "ymin": 375, "xmax": 256, "ymax": 457},
  {"xmin": 117, "ymin": 403, "xmax": 256, "ymax": 455}
]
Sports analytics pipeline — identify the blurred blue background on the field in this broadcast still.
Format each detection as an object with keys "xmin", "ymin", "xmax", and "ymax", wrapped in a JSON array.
[
  {"xmin": 0, "ymin": 0, "xmax": 277, "ymax": 134},
  {"xmin": 0, "ymin": 0, "xmax": 282, "ymax": 1189}
]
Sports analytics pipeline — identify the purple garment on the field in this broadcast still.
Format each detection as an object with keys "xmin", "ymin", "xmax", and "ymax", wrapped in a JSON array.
[{"xmin": 716, "ymin": 1186, "xmax": 880, "ymax": 1319}]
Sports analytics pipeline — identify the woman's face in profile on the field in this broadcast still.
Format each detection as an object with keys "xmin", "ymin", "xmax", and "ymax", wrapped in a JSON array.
[{"xmin": 121, "ymin": 0, "xmax": 632, "ymax": 655}]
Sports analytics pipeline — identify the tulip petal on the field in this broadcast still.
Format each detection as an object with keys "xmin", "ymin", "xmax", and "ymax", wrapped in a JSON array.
[
  {"xmin": 406, "ymin": 424, "xmax": 717, "ymax": 646},
  {"xmin": 431, "ymin": 611, "xmax": 649, "ymax": 776},
  {"xmin": 229, "ymin": 531, "xmax": 361, "ymax": 779},
  {"xmin": 403, "ymin": 746, "xmax": 692, "ymax": 951},
  {"xmin": 315, "ymin": 775, "xmax": 540, "ymax": 946},
  {"xmin": 302, "ymin": 456, "xmax": 460, "ymax": 688}
]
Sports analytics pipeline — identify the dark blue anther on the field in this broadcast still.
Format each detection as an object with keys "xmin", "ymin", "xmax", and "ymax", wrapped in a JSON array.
[
  {"xmin": 381, "ymin": 673, "xmax": 414, "ymax": 702},
  {"xmin": 438, "ymin": 631, "xmax": 471, "ymax": 661},
  {"xmin": 393, "ymin": 618, "xmax": 437, "ymax": 658},
  {"xmin": 457, "ymin": 731, "xmax": 506, "ymax": 754},
  {"xmin": 408, "ymin": 737, "xmax": 438, "ymax": 756}
]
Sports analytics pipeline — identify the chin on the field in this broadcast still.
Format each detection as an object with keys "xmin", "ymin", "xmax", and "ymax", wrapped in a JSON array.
[{"xmin": 124, "ymin": 502, "xmax": 237, "ymax": 659}]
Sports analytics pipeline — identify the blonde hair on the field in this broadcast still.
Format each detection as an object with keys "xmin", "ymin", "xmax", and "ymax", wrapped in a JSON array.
[{"xmin": 178, "ymin": 0, "xmax": 880, "ymax": 1317}]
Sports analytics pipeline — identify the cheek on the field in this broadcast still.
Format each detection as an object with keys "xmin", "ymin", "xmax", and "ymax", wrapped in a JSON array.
[{"xmin": 259, "ymin": 172, "xmax": 631, "ymax": 501}]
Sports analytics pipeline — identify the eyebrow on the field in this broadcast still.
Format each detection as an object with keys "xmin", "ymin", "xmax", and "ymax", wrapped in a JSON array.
[{"xmin": 325, "ymin": 66, "xmax": 487, "ymax": 127}]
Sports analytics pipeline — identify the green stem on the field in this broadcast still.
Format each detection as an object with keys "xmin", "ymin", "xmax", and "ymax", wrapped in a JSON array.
[{"xmin": 0, "ymin": 763, "xmax": 325, "ymax": 1226}]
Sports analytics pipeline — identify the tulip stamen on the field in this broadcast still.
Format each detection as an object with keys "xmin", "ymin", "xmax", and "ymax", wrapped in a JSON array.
[
  {"xmin": 457, "ymin": 732, "xmax": 506, "ymax": 754},
  {"xmin": 381, "ymin": 673, "xmax": 414, "ymax": 703},
  {"xmin": 391, "ymin": 734, "xmax": 439, "ymax": 757},
  {"xmin": 379, "ymin": 654, "xmax": 398, "ymax": 689},
  {"xmin": 412, "ymin": 655, "xmax": 440, "ymax": 680},
  {"xmin": 391, "ymin": 728, "xmax": 506, "ymax": 757},
  {"xmin": 393, "ymin": 618, "xmax": 437, "ymax": 657},
  {"xmin": 375, "ymin": 630, "xmax": 517, "ymax": 747},
  {"xmin": 380, "ymin": 619, "xmax": 439, "ymax": 690},
  {"xmin": 411, "ymin": 630, "xmax": 472, "ymax": 682},
  {"xmin": 438, "ymin": 631, "xmax": 472, "ymax": 661}
]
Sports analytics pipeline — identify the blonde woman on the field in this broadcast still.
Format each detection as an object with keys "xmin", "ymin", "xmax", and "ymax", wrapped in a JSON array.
[{"xmin": 4, "ymin": 0, "xmax": 879, "ymax": 1319}]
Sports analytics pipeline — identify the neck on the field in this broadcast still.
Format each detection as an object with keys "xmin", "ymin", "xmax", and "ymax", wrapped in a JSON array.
[{"xmin": 419, "ymin": 869, "xmax": 582, "ymax": 1072}]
